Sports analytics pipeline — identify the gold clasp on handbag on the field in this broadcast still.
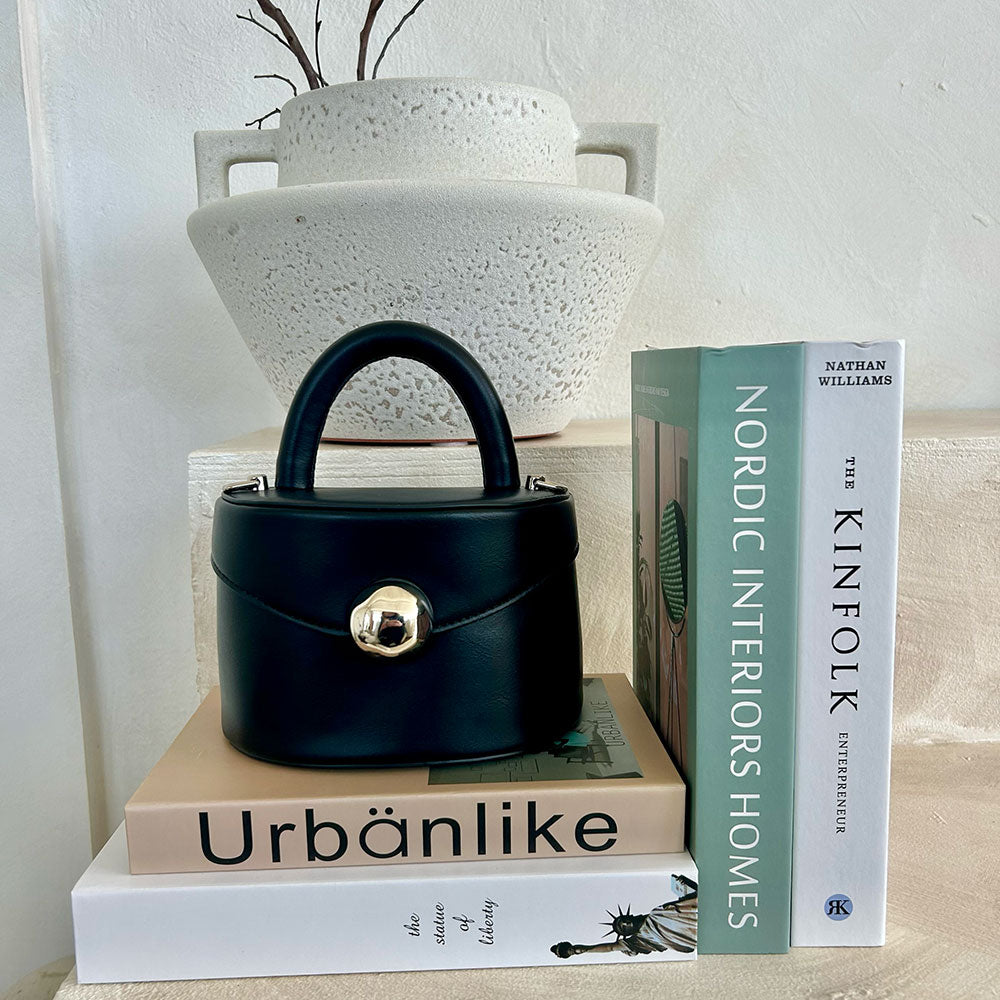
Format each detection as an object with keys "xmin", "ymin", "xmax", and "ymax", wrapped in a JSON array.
[{"xmin": 350, "ymin": 583, "xmax": 433, "ymax": 658}]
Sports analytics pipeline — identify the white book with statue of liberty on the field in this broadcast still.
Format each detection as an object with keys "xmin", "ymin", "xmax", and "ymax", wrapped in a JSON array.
[{"xmin": 73, "ymin": 825, "xmax": 698, "ymax": 982}]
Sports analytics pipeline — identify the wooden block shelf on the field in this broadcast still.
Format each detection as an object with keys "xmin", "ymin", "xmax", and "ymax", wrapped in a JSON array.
[{"xmin": 188, "ymin": 411, "xmax": 1000, "ymax": 745}]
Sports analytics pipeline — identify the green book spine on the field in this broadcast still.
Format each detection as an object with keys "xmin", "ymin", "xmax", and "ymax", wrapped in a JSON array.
[{"xmin": 632, "ymin": 343, "xmax": 803, "ymax": 954}]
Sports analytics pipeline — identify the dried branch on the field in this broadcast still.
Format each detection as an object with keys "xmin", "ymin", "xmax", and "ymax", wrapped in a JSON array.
[
  {"xmin": 239, "ymin": 0, "xmax": 430, "ymax": 93},
  {"xmin": 254, "ymin": 73, "xmax": 298, "ymax": 95},
  {"xmin": 314, "ymin": 0, "xmax": 326, "ymax": 87},
  {"xmin": 357, "ymin": 0, "xmax": 386, "ymax": 80},
  {"xmin": 253, "ymin": 0, "xmax": 323, "ymax": 90},
  {"xmin": 237, "ymin": 8, "xmax": 294, "ymax": 52},
  {"xmin": 246, "ymin": 107, "xmax": 281, "ymax": 129},
  {"xmin": 371, "ymin": 0, "xmax": 429, "ymax": 79}
]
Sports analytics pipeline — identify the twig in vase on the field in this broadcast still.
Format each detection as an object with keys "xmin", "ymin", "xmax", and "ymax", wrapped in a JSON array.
[
  {"xmin": 246, "ymin": 107, "xmax": 281, "ymax": 128},
  {"xmin": 314, "ymin": 0, "xmax": 326, "ymax": 87},
  {"xmin": 236, "ymin": 8, "xmax": 293, "ymax": 52},
  {"xmin": 371, "ymin": 0, "xmax": 428, "ymax": 79},
  {"xmin": 253, "ymin": 0, "xmax": 323, "ymax": 90},
  {"xmin": 357, "ymin": 0, "xmax": 386, "ymax": 81},
  {"xmin": 239, "ymin": 0, "xmax": 434, "ymax": 114},
  {"xmin": 254, "ymin": 73, "xmax": 298, "ymax": 96}
]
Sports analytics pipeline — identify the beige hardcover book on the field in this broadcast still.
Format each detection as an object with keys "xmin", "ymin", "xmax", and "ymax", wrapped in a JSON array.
[{"xmin": 125, "ymin": 674, "xmax": 685, "ymax": 873}]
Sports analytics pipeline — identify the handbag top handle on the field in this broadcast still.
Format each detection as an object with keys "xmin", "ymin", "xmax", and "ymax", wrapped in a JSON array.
[{"xmin": 275, "ymin": 321, "xmax": 520, "ymax": 492}]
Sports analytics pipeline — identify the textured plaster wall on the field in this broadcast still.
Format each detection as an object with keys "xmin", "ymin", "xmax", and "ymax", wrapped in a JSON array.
[{"xmin": 18, "ymin": 0, "xmax": 1000, "ymax": 860}]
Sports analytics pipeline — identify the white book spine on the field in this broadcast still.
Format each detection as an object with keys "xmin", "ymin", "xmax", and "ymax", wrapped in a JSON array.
[
  {"xmin": 791, "ymin": 341, "xmax": 904, "ymax": 946},
  {"xmin": 73, "ymin": 826, "xmax": 699, "ymax": 982}
]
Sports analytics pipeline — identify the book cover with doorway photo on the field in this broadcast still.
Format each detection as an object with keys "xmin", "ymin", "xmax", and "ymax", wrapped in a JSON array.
[{"xmin": 633, "ymin": 416, "xmax": 691, "ymax": 777}]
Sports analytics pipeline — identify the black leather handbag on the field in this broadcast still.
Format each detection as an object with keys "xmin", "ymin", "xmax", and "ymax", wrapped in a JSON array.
[{"xmin": 212, "ymin": 321, "xmax": 583, "ymax": 767}]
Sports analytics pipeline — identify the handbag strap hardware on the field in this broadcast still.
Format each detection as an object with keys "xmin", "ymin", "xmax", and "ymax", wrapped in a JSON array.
[
  {"xmin": 223, "ymin": 475, "xmax": 269, "ymax": 495},
  {"xmin": 223, "ymin": 474, "xmax": 566, "ymax": 498},
  {"xmin": 525, "ymin": 475, "xmax": 569, "ymax": 495}
]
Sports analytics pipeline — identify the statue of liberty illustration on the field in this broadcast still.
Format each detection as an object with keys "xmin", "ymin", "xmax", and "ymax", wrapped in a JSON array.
[{"xmin": 550, "ymin": 874, "xmax": 698, "ymax": 958}]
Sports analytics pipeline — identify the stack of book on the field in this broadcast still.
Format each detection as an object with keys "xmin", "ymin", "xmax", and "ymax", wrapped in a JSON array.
[
  {"xmin": 72, "ymin": 674, "xmax": 699, "ymax": 982},
  {"xmin": 632, "ymin": 339, "xmax": 904, "ymax": 953}
]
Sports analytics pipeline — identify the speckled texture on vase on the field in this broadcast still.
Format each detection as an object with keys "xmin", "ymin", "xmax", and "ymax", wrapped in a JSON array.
[
  {"xmin": 275, "ymin": 79, "xmax": 581, "ymax": 188},
  {"xmin": 189, "ymin": 79, "xmax": 663, "ymax": 440},
  {"xmin": 188, "ymin": 179, "xmax": 662, "ymax": 440}
]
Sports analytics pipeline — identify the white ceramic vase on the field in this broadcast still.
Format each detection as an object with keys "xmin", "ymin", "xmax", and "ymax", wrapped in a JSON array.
[{"xmin": 188, "ymin": 79, "xmax": 663, "ymax": 440}]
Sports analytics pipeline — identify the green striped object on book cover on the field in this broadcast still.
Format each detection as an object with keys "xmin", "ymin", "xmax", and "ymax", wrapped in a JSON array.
[{"xmin": 632, "ymin": 343, "xmax": 803, "ymax": 954}]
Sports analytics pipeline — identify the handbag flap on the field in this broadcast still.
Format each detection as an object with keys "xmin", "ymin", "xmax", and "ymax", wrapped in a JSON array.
[{"xmin": 212, "ymin": 488, "xmax": 578, "ymax": 634}]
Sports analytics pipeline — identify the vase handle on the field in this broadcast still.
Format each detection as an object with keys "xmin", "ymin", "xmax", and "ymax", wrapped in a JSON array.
[
  {"xmin": 193, "ymin": 130, "xmax": 279, "ymax": 207},
  {"xmin": 574, "ymin": 123, "xmax": 659, "ymax": 205}
]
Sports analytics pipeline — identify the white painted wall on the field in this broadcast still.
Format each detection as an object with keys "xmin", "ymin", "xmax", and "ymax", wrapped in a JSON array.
[
  {"xmin": 7, "ymin": 0, "xmax": 1000, "ymax": 983},
  {"xmin": 2, "ymin": 1, "xmax": 91, "ymax": 991}
]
